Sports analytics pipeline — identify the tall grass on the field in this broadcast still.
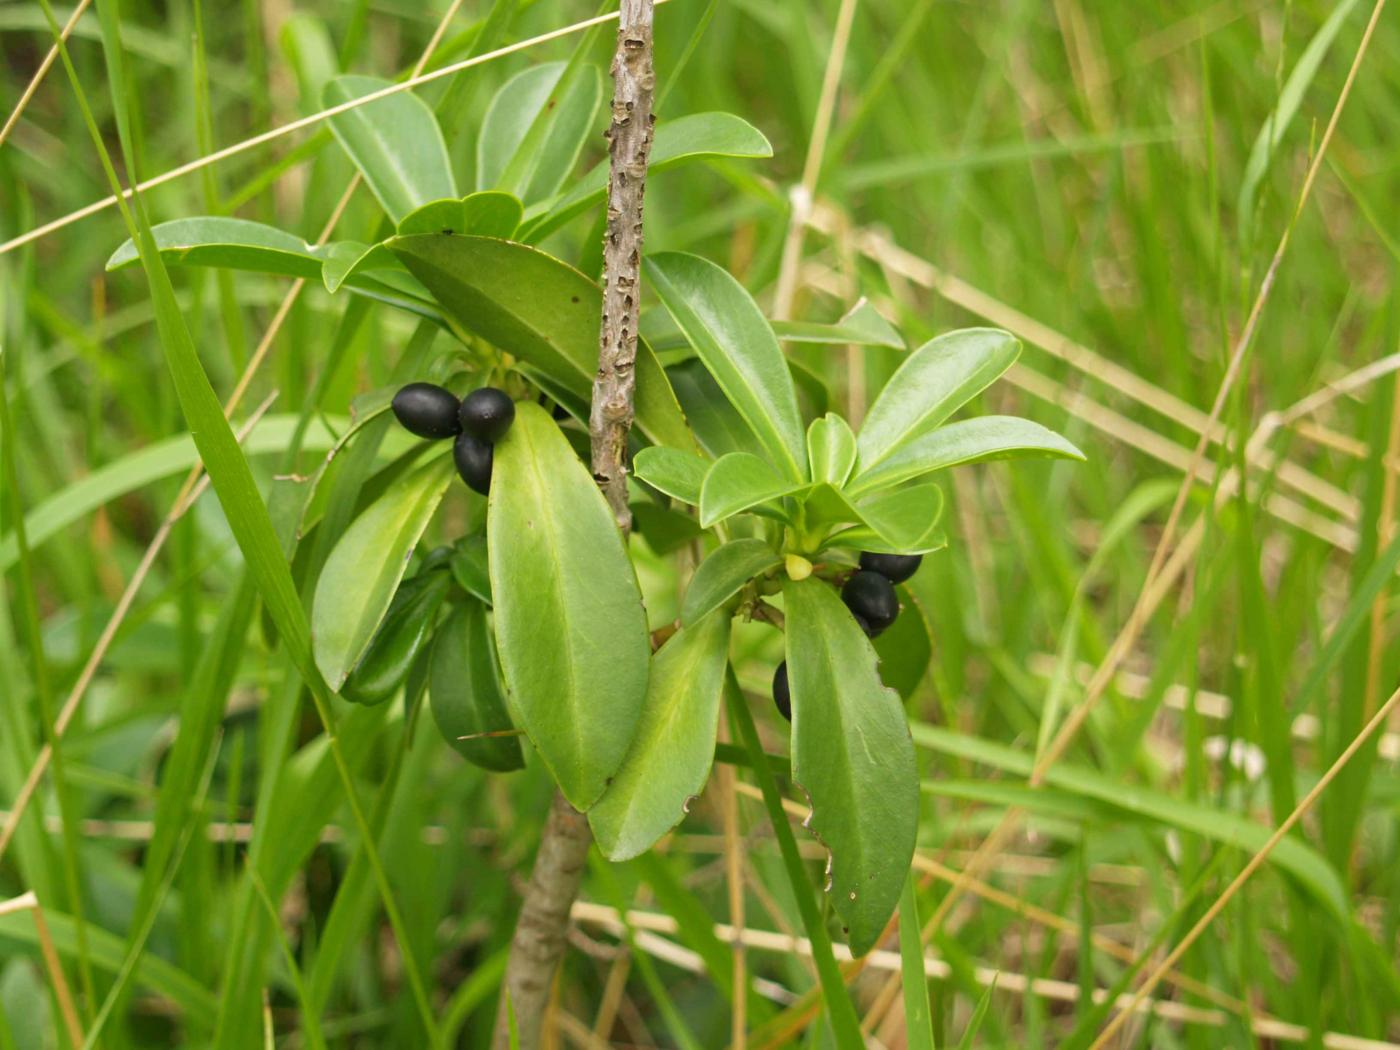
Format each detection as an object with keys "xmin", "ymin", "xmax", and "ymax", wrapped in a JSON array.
[{"xmin": 1, "ymin": 0, "xmax": 1398, "ymax": 1046}]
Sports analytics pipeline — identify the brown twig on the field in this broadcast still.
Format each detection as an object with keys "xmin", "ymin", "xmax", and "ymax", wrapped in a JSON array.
[{"xmin": 494, "ymin": 4, "xmax": 656, "ymax": 1046}]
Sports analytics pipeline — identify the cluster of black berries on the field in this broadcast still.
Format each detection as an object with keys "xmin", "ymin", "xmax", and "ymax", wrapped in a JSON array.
[
  {"xmin": 772, "ymin": 552, "xmax": 922, "ymax": 721},
  {"xmin": 391, "ymin": 382, "xmax": 516, "ymax": 494}
]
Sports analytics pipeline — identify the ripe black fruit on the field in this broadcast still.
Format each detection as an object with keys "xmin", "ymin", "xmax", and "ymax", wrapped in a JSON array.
[
  {"xmin": 392, "ymin": 382, "xmax": 461, "ymax": 439},
  {"xmin": 772, "ymin": 662, "xmax": 791, "ymax": 721},
  {"xmin": 459, "ymin": 387, "xmax": 516, "ymax": 443},
  {"xmin": 454, "ymin": 433, "xmax": 493, "ymax": 495},
  {"xmin": 859, "ymin": 551, "xmax": 922, "ymax": 584},
  {"xmin": 841, "ymin": 570, "xmax": 899, "ymax": 633}
]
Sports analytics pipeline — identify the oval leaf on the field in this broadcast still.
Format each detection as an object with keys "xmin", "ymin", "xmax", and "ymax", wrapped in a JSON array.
[
  {"xmin": 312, "ymin": 453, "xmax": 454, "ymax": 690},
  {"xmin": 488, "ymin": 403, "xmax": 650, "ymax": 809},
  {"xmin": 588, "ymin": 612, "xmax": 731, "ymax": 860},
  {"xmin": 478, "ymin": 62, "xmax": 603, "ymax": 205},
  {"xmin": 784, "ymin": 577, "xmax": 919, "ymax": 957},
  {"xmin": 429, "ymin": 601, "xmax": 524, "ymax": 771},
  {"xmin": 648, "ymin": 252, "xmax": 807, "ymax": 481},
  {"xmin": 323, "ymin": 75, "xmax": 456, "ymax": 222},
  {"xmin": 396, "ymin": 191, "xmax": 524, "ymax": 238},
  {"xmin": 389, "ymin": 234, "xmax": 695, "ymax": 453},
  {"xmin": 850, "ymin": 415, "xmax": 1084, "ymax": 497},
  {"xmin": 521, "ymin": 111, "xmax": 773, "ymax": 243},
  {"xmin": 857, "ymin": 328, "xmax": 1020, "ymax": 470},
  {"xmin": 698, "ymin": 452, "xmax": 802, "ymax": 529},
  {"xmin": 107, "ymin": 217, "xmax": 326, "ymax": 277},
  {"xmin": 827, "ymin": 484, "xmax": 946, "ymax": 555},
  {"xmin": 633, "ymin": 446, "xmax": 709, "ymax": 504},
  {"xmin": 806, "ymin": 413, "xmax": 858, "ymax": 486},
  {"xmin": 342, "ymin": 569, "xmax": 451, "ymax": 705},
  {"xmin": 680, "ymin": 539, "xmax": 782, "ymax": 627}
]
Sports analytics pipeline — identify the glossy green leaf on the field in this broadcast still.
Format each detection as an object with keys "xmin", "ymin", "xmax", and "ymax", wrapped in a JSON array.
[
  {"xmin": 429, "ymin": 601, "xmax": 524, "ymax": 772},
  {"xmin": 311, "ymin": 453, "xmax": 454, "ymax": 690},
  {"xmin": 806, "ymin": 414, "xmax": 858, "ymax": 486},
  {"xmin": 107, "ymin": 217, "xmax": 327, "ymax": 277},
  {"xmin": 630, "ymin": 503, "xmax": 704, "ymax": 555},
  {"xmin": 389, "ymin": 235, "xmax": 695, "ymax": 452},
  {"xmin": 396, "ymin": 191, "xmax": 524, "ymax": 238},
  {"xmin": 477, "ymin": 62, "xmax": 603, "ymax": 204},
  {"xmin": 521, "ymin": 111, "xmax": 773, "ymax": 242},
  {"xmin": 667, "ymin": 359, "xmax": 755, "ymax": 459},
  {"xmin": 633, "ymin": 446, "xmax": 710, "ymax": 504},
  {"xmin": 680, "ymin": 539, "xmax": 782, "ymax": 627},
  {"xmin": 873, "ymin": 587, "xmax": 933, "ymax": 700},
  {"xmin": 698, "ymin": 452, "xmax": 802, "ymax": 528},
  {"xmin": 449, "ymin": 536, "xmax": 492, "ymax": 604},
  {"xmin": 857, "ymin": 328, "xmax": 1020, "ymax": 470},
  {"xmin": 827, "ymin": 484, "xmax": 945, "ymax": 555},
  {"xmin": 850, "ymin": 415, "xmax": 1084, "ymax": 496},
  {"xmin": 488, "ymin": 403, "xmax": 650, "ymax": 809},
  {"xmin": 341, "ymin": 570, "xmax": 451, "ymax": 705},
  {"xmin": 320, "ymin": 241, "xmax": 401, "ymax": 293},
  {"xmin": 323, "ymin": 75, "xmax": 456, "ymax": 222},
  {"xmin": 589, "ymin": 613, "xmax": 731, "ymax": 859},
  {"xmin": 774, "ymin": 299, "xmax": 904, "ymax": 349},
  {"xmin": 648, "ymin": 252, "xmax": 806, "ymax": 480},
  {"xmin": 784, "ymin": 577, "xmax": 919, "ymax": 957}
]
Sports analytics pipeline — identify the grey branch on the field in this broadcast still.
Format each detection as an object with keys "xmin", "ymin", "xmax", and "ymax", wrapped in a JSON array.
[
  {"xmin": 493, "ymin": 3, "xmax": 657, "ymax": 1046},
  {"xmin": 590, "ymin": 0, "xmax": 657, "ymax": 532}
]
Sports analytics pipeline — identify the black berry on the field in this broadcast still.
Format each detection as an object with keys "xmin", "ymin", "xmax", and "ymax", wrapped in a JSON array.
[
  {"xmin": 841, "ymin": 570, "xmax": 899, "ymax": 633},
  {"xmin": 772, "ymin": 662, "xmax": 791, "ymax": 721},
  {"xmin": 859, "ymin": 551, "xmax": 922, "ymax": 584},
  {"xmin": 392, "ymin": 382, "xmax": 460, "ymax": 439},
  {"xmin": 851, "ymin": 611, "xmax": 883, "ymax": 639},
  {"xmin": 459, "ymin": 387, "xmax": 516, "ymax": 443},
  {"xmin": 454, "ymin": 433, "xmax": 493, "ymax": 495}
]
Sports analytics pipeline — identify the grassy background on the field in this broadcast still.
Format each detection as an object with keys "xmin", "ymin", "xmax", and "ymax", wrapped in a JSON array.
[{"xmin": 2, "ymin": 0, "xmax": 1399, "ymax": 1045}]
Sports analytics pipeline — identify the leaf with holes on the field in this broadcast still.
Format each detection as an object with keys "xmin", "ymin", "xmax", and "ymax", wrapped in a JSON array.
[{"xmin": 784, "ymin": 577, "xmax": 919, "ymax": 956}]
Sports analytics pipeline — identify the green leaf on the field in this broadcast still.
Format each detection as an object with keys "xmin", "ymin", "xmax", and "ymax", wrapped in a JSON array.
[
  {"xmin": 850, "ymin": 415, "xmax": 1084, "ymax": 496},
  {"xmin": 774, "ymin": 299, "xmax": 904, "ymax": 349},
  {"xmin": 648, "ymin": 252, "xmax": 807, "ymax": 480},
  {"xmin": 667, "ymin": 359, "xmax": 756, "ymax": 459},
  {"xmin": 323, "ymin": 75, "xmax": 456, "ymax": 222},
  {"xmin": 477, "ymin": 62, "xmax": 603, "ymax": 204},
  {"xmin": 699, "ymin": 452, "xmax": 802, "ymax": 528},
  {"xmin": 320, "ymin": 241, "xmax": 401, "ymax": 294},
  {"xmin": 806, "ymin": 413, "xmax": 858, "ymax": 486},
  {"xmin": 827, "ymin": 484, "xmax": 946, "ymax": 555},
  {"xmin": 680, "ymin": 539, "xmax": 782, "ymax": 627},
  {"xmin": 311, "ymin": 454, "xmax": 454, "ymax": 690},
  {"xmin": 429, "ymin": 601, "xmax": 524, "ymax": 772},
  {"xmin": 389, "ymin": 234, "xmax": 695, "ymax": 452},
  {"xmin": 873, "ymin": 587, "xmax": 933, "ymax": 700},
  {"xmin": 899, "ymin": 874, "xmax": 936, "ymax": 1050},
  {"xmin": 633, "ymin": 446, "xmax": 710, "ymax": 504},
  {"xmin": 630, "ymin": 502, "xmax": 704, "ymax": 555},
  {"xmin": 449, "ymin": 536, "xmax": 492, "ymax": 604},
  {"xmin": 107, "ymin": 217, "xmax": 328, "ymax": 277},
  {"xmin": 488, "ymin": 403, "xmax": 650, "ymax": 809},
  {"xmin": 589, "ymin": 612, "xmax": 731, "ymax": 859},
  {"xmin": 396, "ymin": 191, "xmax": 524, "ymax": 238},
  {"xmin": 783, "ymin": 578, "xmax": 919, "ymax": 957},
  {"xmin": 857, "ymin": 328, "xmax": 1020, "ymax": 471},
  {"xmin": 521, "ymin": 111, "xmax": 773, "ymax": 242},
  {"xmin": 342, "ymin": 570, "xmax": 451, "ymax": 705}
]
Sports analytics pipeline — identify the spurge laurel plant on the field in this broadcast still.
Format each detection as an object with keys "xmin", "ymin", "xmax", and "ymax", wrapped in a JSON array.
[{"xmin": 108, "ymin": 56, "xmax": 1084, "ymax": 979}]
